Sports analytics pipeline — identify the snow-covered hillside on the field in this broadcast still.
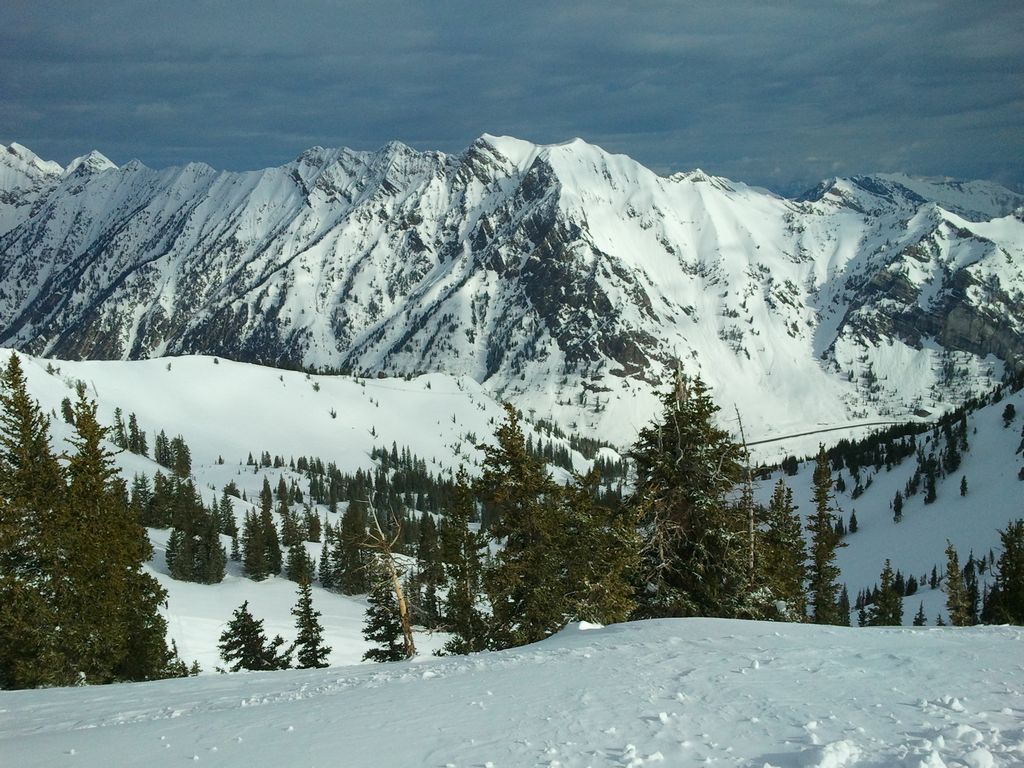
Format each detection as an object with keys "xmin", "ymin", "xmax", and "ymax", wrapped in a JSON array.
[
  {"xmin": 2, "ymin": 619, "xmax": 1022, "ymax": 768},
  {"xmin": 7, "ymin": 346, "xmax": 1021, "ymax": 668},
  {"xmin": 2, "ymin": 137, "xmax": 1022, "ymax": 447}
]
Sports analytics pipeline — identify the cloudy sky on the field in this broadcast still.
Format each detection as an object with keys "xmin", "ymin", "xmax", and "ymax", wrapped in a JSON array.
[{"xmin": 3, "ymin": 1, "xmax": 1022, "ymax": 194}]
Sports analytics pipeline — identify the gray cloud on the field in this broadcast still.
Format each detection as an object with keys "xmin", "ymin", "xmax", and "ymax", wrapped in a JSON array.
[{"xmin": 2, "ymin": 0, "xmax": 1021, "ymax": 193}]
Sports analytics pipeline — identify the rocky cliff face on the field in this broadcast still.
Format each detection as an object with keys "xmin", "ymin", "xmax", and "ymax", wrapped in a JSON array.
[{"xmin": 1, "ymin": 136, "xmax": 1021, "ymax": 444}]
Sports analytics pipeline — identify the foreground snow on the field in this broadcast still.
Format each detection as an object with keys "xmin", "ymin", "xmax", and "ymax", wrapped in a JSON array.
[{"xmin": 2, "ymin": 619, "xmax": 1022, "ymax": 768}]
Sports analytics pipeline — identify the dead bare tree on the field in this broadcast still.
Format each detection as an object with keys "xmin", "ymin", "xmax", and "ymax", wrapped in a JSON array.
[{"xmin": 363, "ymin": 499, "xmax": 417, "ymax": 659}]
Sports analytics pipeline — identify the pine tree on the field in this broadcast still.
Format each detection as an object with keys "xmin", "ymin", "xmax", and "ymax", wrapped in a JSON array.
[
  {"xmin": 561, "ymin": 468, "xmax": 640, "ymax": 625},
  {"xmin": 55, "ymin": 390, "xmax": 172, "ymax": 683},
  {"xmin": 913, "ymin": 602, "xmax": 927, "ymax": 626},
  {"xmin": 286, "ymin": 543, "xmax": 315, "ymax": 583},
  {"xmin": 944, "ymin": 541, "xmax": 970, "ymax": 626},
  {"xmin": 439, "ymin": 467, "xmax": 487, "ymax": 655},
  {"xmin": 760, "ymin": 479, "xmax": 808, "ymax": 620},
  {"xmin": 0, "ymin": 354, "xmax": 66, "ymax": 688},
  {"xmin": 335, "ymin": 500, "xmax": 369, "ymax": 594},
  {"xmin": 478, "ymin": 404, "xmax": 568, "ymax": 648},
  {"xmin": 627, "ymin": 372, "xmax": 747, "ymax": 619},
  {"xmin": 242, "ymin": 509, "xmax": 269, "ymax": 580},
  {"xmin": 218, "ymin": 602, "xmax": 292, "ymax": 671},
  {"xmin": 291, "ymin": 580, "xmax": 331, "ymax": 668},
  {"xmin": 807, "ymin": 447, "xmax": 846, "ymax": 625},
  {"xmin": 893, "ymin": 490, "xmax": 903, "ymax": 523},
  {"xmin": 414, "ymin": 513, "xmax": 443, "ymax": 627},
  {"xmin": 362, "ymin": 557, "xmax": 406, "ymax": 663},
  {"xmin": 983, "ymin": 519, "xmax": 1024, "ymax": 624},
  {"xmin": 867, "ymin": 559, "xmax": 903, "ymax": 626},
  {"xmin": 318, "ymin": 537, "xmax": 334, "ymax": 588}
]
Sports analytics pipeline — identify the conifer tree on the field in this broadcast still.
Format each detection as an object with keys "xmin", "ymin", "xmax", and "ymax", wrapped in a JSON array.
[
  {"xmin": 242, "ymin": 509, "xmax": 269, "ymax": 580},
  {"xmin": 561, "ymin": 468, "xmax": 640, "ymax": 625},
  {"xmin": 56, "ymin": 390, "xmax": 172, "ymax": 683},
  {"xmin": 983, "ymin": 519, "xmax": 1024, "ymax": 624},
  {"xmin": 760, "ymin": 479, "xmax": 808, "ymax": 620},
  {"xmin": 318, "ymin": 537, "xmax": 334, "ymax": 588},
  {"xmin": 478, "ymin": 404, "xmax": 567, "ymax": 648},
  {"xmin": 913, "ymin": 602, "xmax": 927, "ymax": 626},
  {"xmin": 627, "ymin": 372, "xmax": 747, "ymax": 619},
  {"xmin": 362, "ymin": 557, "xmax": 406, "ymax": 662},
  {"xmin": 0, "ymin": 354, "xmax": 66, "ymax": 688},
  {"xmin": 944, "ymin": 541, "xmax": 970, "ymax": 626},
  {"xmin": 867, "ymin": 559, "xmax": 903, "ymax": 626},
  {"xmin": 292, "ymin": 580, "xmax": 331, "ymax": 668},
  {"xmin": 808, "ymin": 447, "xmax": 846, "ymax": 625},
  {"xmin": 286, "ymin": 543, "xmax": 315, "ymax": 583},
  {"xmin": 218, "ymin": 601, "xmax": 292, "ymax": 671},
  {"xmin": 335, "ymin": 500, "xmax": 369, "ymax": 594},
  {"xmin": 414, "ymin": 513, "xmax": 443, "ymax": 627},
  {"xmin": 439, "ymin": 467, "xmax": 488, "ymax": 655}
]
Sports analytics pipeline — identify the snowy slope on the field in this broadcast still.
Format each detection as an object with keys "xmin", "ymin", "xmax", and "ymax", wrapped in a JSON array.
[
  {"xmin": 8, "ymin": 345, "xmax": 1021, "ymax": 667},
  {"xmin": 1, "ymin": 618, "xmax": 1022, "ymax": 768},
  {"xmin": 7, "ymin": 348, "xmax": 608, "ymax": 670},
  {"xmin": 1, "ymin": 137, "xmax": 1022, "ymax": 448}
]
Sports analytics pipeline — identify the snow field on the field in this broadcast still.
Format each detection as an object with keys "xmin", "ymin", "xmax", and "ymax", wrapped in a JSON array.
[{"xmin": 1, "ymin": 619, "xmax": 1021, "ymax": 767}]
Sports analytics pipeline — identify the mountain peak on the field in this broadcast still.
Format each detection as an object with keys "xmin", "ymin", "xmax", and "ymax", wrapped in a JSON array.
[
  {"xmin": 65, "ymin": 150, "xmax": 118, "ymax": 176},
  {"xmin": 2, "ymin": 142, "xmax": 64, "ymax": 177}
]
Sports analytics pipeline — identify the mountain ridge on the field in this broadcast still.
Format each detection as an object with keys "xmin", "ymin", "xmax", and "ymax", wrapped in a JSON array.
[{"xmin": 1, "ymin": 136, "xmax": 1022, "ymax": 445}]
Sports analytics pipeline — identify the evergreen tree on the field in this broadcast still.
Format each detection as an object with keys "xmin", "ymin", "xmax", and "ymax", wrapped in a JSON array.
[
  {"xmin": 807, "ymin": 447, "xmax": 846, "ymax": 625},
  {"xmin": 893, "ymin": 490, "xmax": 903, "ymax": 523},
  {"xmin": 0, "ymin": 354, "xmax": 66, "ymax": 688},
  {"xmin": 335, "ymin": 500, "xmax": 369, "ymax": 594},
  {"xmin": 362, "ymin": 557, "xmax": 406, "ymax": 662},
  {"xmin": 127, "ymin": 413, "xmax": 147, "ymax": 456},
  {"xmin": 439, "ymin": 467, "xmax": 487, "ymax": 655},
  {"xmin": 478, "ymin": 404, "xmax": 567, "ymax": 648},
  {"xmin": 286, "ymin": 543, "xmax": 315, "ymax": 583},
  {"xmin": 983, "ymin": 519, "xmax": 1024, "ymax": 624},
  {"xmin": 627, "ymin": 372, "xmax": 747, "ymax": 619},
  {"xmin": 561, "ymin": 468, "xmax": 640, "ymax": 625},
  {"xmin": 111, "ymin": 407, "xmax": 128, "ymax": 449},
  {"xmin": 55, "ymin": 390, "xmax": 172, "ymax": 683},
  {"xmin": 218, "ymin": 602, "xmax": 291, "ymax": 671},
  {"xmin": 944, "ymin": 541, "xmax": 970, "ymax": 626},
  {"xmin": 760, "ymin": 479, "xmax": 808, "ymax": 620},
  {"xmin": 242, "ymin": 509, "xmax": 269, "ymax": 580},
  {"xmin": 318, "ymin": 537, "xmax": 334, "ymax": 589},
  {"xmin": 867, "ymin": 559, "xmax": 903, "ymax": 626},
  {"xmin": 414, "ymin": 513, "xmax": 443, "ymax": 627},
  {"xmin": 292, "ymin": 580, "xmax": 331, "ymax": 669},
  {"xmin": 260, "ymin": 492, "xmax": 282, "ymax": 577},
  {"xmin": 913, "ymin": 601, "xmax": 927, "ymax": 626}
]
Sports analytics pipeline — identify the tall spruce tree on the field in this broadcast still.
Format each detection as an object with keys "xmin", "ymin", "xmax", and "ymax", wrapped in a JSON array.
[
  {"xmin": 867, "ymin": 559, "xmax": 903, "ymax": 626},
  {"xmin": 362, "ymin": 556, "xmax": 407, "ymax": 662},
  {"xmin": 439, "ymin": 467, "xmax": 488, "ymax": 655},
  {"xmin": 218, "ymin": 601, "xmax": 292, "ymax": 671},
  {"xmin": 58, "ymin": 390, "xmax": 172, "ymax": 683},
  {"xmin": 561, "ymin": 468, "xmax": 640, "ymax": 625},
  {"xmin": 478, "ymin": 404, "xmax": 567, "ymax": 648},
  {"xmin": 944, "ymin": 541, "xmax": 971, "ymax": 627},
  {"xmin": 807, "ymin": 447, "xmax": 846, "ymax": 625},
  {"xmin": 626, "ymin": 371, "xmax": 748, "ymax": 619},
  {"xmin": 292, "ymin": 580, "xmax": 331, "ymax": 668},
  {"xmin": 760, "ymin": 478, "xmax": 808, "ymax": 620},
  {"xmin": 335, "ymin": 500, "xmax": 369, "ymax": 594},
  {"xmin": 983, "ymin": 519, "xmax": 1024, "ymax": 624},
  {"xmin": 0, "ymin": 354, "xmax": 66, "ymax": 688}
]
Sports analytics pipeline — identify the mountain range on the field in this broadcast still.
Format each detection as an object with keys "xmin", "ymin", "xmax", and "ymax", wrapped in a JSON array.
[{"xmin": 2, "ymin": 137, "xmax": 1022, "ymax": 445}]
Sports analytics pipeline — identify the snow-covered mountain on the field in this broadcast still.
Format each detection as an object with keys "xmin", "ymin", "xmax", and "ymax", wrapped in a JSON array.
[{"xmin": 2, "ymin": 137, "xmax": 1023, "ymax": 445}]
